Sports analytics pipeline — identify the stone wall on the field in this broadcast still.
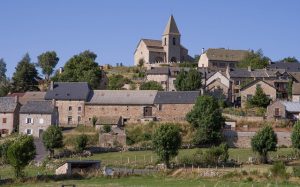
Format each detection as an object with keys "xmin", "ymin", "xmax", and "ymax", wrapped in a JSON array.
[
  {"xmin": 223, "ymin": 113, "xmax": 264, "ymax": 122},
  {"xmin": 155, "ymin": 104, "xmax": 194, "ymax": 122},
  {"xmin": 99, "ymin": 133, "xmax": 126, "ymax": 147},
  {"xmin": 266, "ymin": 101, "xmax": 286, "ymax": 120},
  {"xmin": 19, "ymin": 113, "xmax": 53, "ymax": 137},
  {"xmin": 0, "ymin": 113, "xmax": 15, "ymax": 135},
  {"xmin": 55, "ymin": 100, "xmax": 85, "ymax": 126},
  {"xmin": 224, "ymin": 130, "xmax": 291, "ymax": 148}
]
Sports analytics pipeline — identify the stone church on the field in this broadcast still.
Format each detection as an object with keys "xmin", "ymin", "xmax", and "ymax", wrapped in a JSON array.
[{"xmin": 134, "ymin": 15, "xmax": 193, "ymax": 67}]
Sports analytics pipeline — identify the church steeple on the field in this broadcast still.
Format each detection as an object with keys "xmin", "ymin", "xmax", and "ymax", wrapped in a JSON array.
[{"xmin": 163, "ymin": 15, "xmax": 180, "ymax": 36}]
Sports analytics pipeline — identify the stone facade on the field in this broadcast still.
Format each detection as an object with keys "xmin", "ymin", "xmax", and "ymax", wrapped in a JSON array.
[
  {"xmin": 0, "ymin": 97, "xmax": 20, "ymax": 136},
  {"xmin": 155, "ymin": 104, "xmax": 194, "ymax": 122},
  {"xmin": 266, "ymin": 101, "xmax": 287, "ymax": 120},
  {"xmin": 240, "ymin": 80, "xmax": 276, "ymax": 108},
  {"xmin": 19, "ymin": 112, "xmax": 58, "ymax": 137},
  {"xmin": 55, "ymin": 100, "xmax": 85, "ymax": 126},
  {"xmin": 0, "ymin": 113, "xmax": 16, "ymax": 136}
]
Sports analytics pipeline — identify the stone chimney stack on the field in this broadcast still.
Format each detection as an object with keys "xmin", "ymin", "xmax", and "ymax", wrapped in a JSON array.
[
  {"xmin": 14, "ymin": 96, "xmax": 18, "ymax": 103},
  {"xmin": 50, "ymin": 81, "xmax": 54, "ymax": 90},
  {"xmin": 202, "ymin": 48, "xmax": 205, "ymax": 54},
  {"xmin": 248, "ymin": 66, "xmax": 252, "ymax": 72}
]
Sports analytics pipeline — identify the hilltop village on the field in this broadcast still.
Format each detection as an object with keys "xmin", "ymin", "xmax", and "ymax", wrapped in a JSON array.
[{"xmin": 1, "ymin": 15, "xmax": 300, "ymax": 186}]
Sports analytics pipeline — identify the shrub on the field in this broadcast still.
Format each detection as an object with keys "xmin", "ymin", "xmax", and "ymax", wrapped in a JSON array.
[
  {"xmin": 0, "ymin": 139, "xmax": 13, "ymax": 164},
  {"xmin": 103, "ymin": 125, "xmax": 112, "ymax": 133},
  {"xmin": 269, "ymin": 161, "xmax": 288, "ymax": 179},
  {"xmin": 42, "ymin": 125, "xmax": 63, "ymax": 158},
  {"xmin": 292, "ymin": 166, "xmax": 300, "ymax": 177},
  {"xmin": 75, "ymin": 134, "xmax": 88, "ymax": 152}
]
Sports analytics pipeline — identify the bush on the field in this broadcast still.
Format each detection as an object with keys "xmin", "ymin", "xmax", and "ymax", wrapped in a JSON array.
[
  {"xmin": 292, "ymin": 166, "xmax": 300, "ymax": 177},
  {"xmin": 0, "ymin": 139, "xmax": 13, "ymax": 164},
  {"xmin": 103, "ymin": 125, "xmax": 111, "ymax": 133},
  {"xmin": 269, "ymin": 161, "xmax": 288, "ymax": 179},
  {"xmin": 75, "ymin": 134, "xmax": 88, "ymax": 152}
]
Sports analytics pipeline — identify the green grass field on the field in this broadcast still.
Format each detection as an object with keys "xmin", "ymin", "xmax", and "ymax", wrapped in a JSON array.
[{"xmin": 5, "ymin": 175, "xmax": 299, "ymax": 187}]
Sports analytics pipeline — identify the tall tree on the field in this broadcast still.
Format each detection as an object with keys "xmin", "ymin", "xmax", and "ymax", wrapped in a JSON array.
[
  {"xmin": 291, "ymin": 121, "xmax": 300, "ymax": 151},
  {"xmin": 251, "ymin": 126, "xmax": 277, "ymax": 164},
  {"xmin": 42, "ymin": 126, "xmax": 63, "ymax": 158},
  {"xmin": 174, "ymin": 69, "xmax": 202, "ymax": 91},
  {"xmin": 152, "ymin": 124, "xmax": 182, "ymax": 168},
  {"xmin": 238, "ymin": 49, "xmax": 270, "ymax": 69},
  {"xmin": 11, "ymin": 53, "xmax": 40, "ymax": 92},
  {"xmin": 37, "ymin": 51, "xmax": 59, "ymax": 80},
  {"xmin": 55, "ymin": 50, "xmax": 102, "ymax": 89},
  {"xmin": 7, "ymin": 135, "xmax": 36, "ymax": 178},
  {"xmin": 186, "ymin": 95, "xmax": 224, "ymax": 145},
  {"xmin": 140, "ymin": 81, "xmax": 163, "ymax": 91},
  {"xmin": 281, "ymin": 56, "xmax": 299, "ymax": 63},
  {"xmin": 0, "ymin": 58, "xmax": 7, "ymax": 82}
]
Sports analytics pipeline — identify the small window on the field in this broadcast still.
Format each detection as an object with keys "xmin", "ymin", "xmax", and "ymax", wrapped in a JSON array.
[
  {"xmin": 39, "ymin": 118, "xmax": 44, "ymax": 124},
  {"xmin": 158, "ymin": 104, "xmax": 163, "ymax": 111},
  {"xmin": 68, "ymin": 106, "xmax": 72, "ymax": 111},
  {"xmin": 275, "ymin": 108, "xmax": 280, "ymax": 116},
  {"xmin": 234, "ymin": 89, "xmax": 239, "ymax": 93},
  {"xmin": 234, "ymin": 80, "xmax": 240, "ymax": 85},
  {"xmin": 78, "ymin": 106, "xmax": 82, "ymax": 112},
  {"xmin": 2, "ymin": 118, "xmax": 7, "ymax": 124},
  {"xmin": 26, "ymin": 129, "xmax": 32, "ymax": 135},
  {"xmin": 172, "ymin": 37, "xmax": 176, "ymax": 45},
  {"xmin": 26, "ymin": 118, "xmax": 33, "ymax": 124}
]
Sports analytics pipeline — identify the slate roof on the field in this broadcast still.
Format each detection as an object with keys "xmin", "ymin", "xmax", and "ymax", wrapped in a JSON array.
[
  {"xmin": 229, "ymin": 68, "xmax": 285, "ymax": 78},
  {"xmin": 87, "ymin": 90, "xmax": 157, "ymax": 105},
  {"xmin": 282, "ymin": 101, "xmax": 300, "ymax": 113},
  {"xmin": 20, "ymin": 100, "xmax": 55, "ymax": 114},
  {"xmin": 142, "ymin": 39, "xmax": 162, "ymax": 48},
  {"xmin": 146, "ymin": 67, "xmax": 195, "ymax": 76},
  {"xmin": 289, "ymin": 72, "xmax": 300, "ymax": 82},
  {"xmin": 292, "ymin": 83, "xmax": 300, "ymax": 95},
  {"xmin": 45, "ymin": 82, "xmax": 91, "ymax": 101},
  {"xmin": 205, "ymin": 48, "xmax": 248, "ymax": 62},
  {"xmin": 268, "ymin": 62, "xmax": 300, "ymax": 72},
  {"xmin": 163, "ymin": 15, "xmax": 180, "ymax": 35},
  {"xmin": 154, "ymin": 91, "xmax": 200, "ymax": 104},
  {"xmin": 240, "ymin": 80, "xmax": 275, "ymax": 91},
  {"xmin": 0, "ymin": 97, "xmax": 18, "ymax": 113}
]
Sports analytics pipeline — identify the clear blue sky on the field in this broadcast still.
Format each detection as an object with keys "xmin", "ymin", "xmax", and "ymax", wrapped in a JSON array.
[{"xmin": 0, "ymin": 0, "xmax": 299, "ymax": 77}]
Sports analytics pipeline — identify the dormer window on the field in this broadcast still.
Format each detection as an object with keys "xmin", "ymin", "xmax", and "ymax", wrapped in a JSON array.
[{"xmin": 172, "ymin": 37, "xmax": 176, "ymax": 45}]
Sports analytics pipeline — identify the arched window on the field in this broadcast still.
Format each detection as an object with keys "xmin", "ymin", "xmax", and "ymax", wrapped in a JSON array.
[
  {"xmin": 170, "ymin": 57, "xmax": 177, "ymax": 63},
  {"xmin": 164, "ymin": 38, "xmax": 167, "ymax": 46},
  {"xmin": 155, "ymin": 57, "xmax": 163, "ymax": 63},
  {"xmin": 172, "ymin": 37, "xmax": 176, "ymax": 45}
]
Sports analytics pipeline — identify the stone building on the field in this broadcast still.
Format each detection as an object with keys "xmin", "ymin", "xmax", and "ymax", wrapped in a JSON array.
[
  {"xmin": 268, "ymin": 61, "xmax": 300, "ymax": 72},
  {"xmin": 19, "ymin": 100, "xmax": 58, "ymax": 137},
  {"xmin": 240, "ymin": 80, "xmax": 276, "ymax": 108},
  {"xmin": 292, "ymin": 83, "xmax": 300, "ymax": 102},
  {"xmin": 44, "ymin": 82, "xmax": 91, "ymax": 126},
  {"xmin": 205, "ymin": 71, "xmax": 231, "ymax": 102},
  {"xmin": 198, "ymin": 48, "xmax": 248, "ymax": 71},
  {"xmin": 134, "ymin": 15, "xmax": 192, "ymax": 68},
  {"xmin": 0, "ymin": 97, "xmax": 20, "ymax": 136},
  {"xmin": 267, "ymin": 101, "xmax": 300, "ymax": 120}
]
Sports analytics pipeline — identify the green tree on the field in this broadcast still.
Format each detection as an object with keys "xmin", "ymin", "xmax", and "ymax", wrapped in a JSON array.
[
  {"xmin": 248, "ymin": 86, "xmax": 270, "ymax": 108},
  {"xmin": 0, "ymin": 58, "xmax": 10, "ymax": 97},
  {"xmin": 288, "ymin": 80, "xmax": 293, "ymax": 99},
  {"xmin": 291, "ymin": 121, "xmax": 300, "ymax": 151},
  {"xmin": 152, "ymin": 124, "xmax": 182, "ymax": 168},
  {"xmin": 42, "ymin": 126, "xmax": 63, "ymax": 158},
  {"xmin": 0, "ymin": 58, "xmax": 7, "ymax": 82},
  {"xmin": 11, "ymin": 54, "xmax": 40, "ymax": 92},
  {"xmin": 0, "ymin": 139, "xmax": 13, "ymax": 164},
  {"xmin": 281, "ymin": 56, "xmax": 299, "ymax": 63},
  {"xmin": 7, "ymin": 135, "xmax": 36, "ymax": 178},
  {"xmin": 238, "ymin": 49, "xmax": 270, "ymax": 69},
  {"xmin": 186, "ymin": 95, "xmax": 224, "ymax": 145},
  {"xmin": 174, "ymin": 69, "xmax": 201, "ymax": 91},
  {"xmin": 140, "ymin": 81, "xmax": 163, "ymax": 91},
  {"xmin": 75, "ymin": 134, "xmax": 88, "ymax": 152},
  {"xmin": 55, "ymin": 50, "xmax": 102, "ymax": 89},
  {"xmin": 251, "ymin": 126, "xmax": 277, "ymax": 163},
  {"xmin": 37, "ymin": 51, "xmax": 59, "ymax": 80},
  {"xmin": 108, "ymin": 74, "xmax": 132, "ymax": 90}
]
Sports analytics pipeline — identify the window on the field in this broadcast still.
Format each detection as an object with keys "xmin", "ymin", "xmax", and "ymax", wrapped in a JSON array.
[
  {"xmin": 78, "ymin": 106, "xmax": 82, "ymax": 112},
  {"xmin": 234, "ymin": 80, "xmax": 240, "ymax": 85},
  {"xmin": 172, "ymin": 37, "xmax": 176, "ymax": 45},
  {"xmin": 67, "ymin": 116, "xmax": 72, "ymax": 124},
  {"xmin": 212, "ymin": 62, "xmax": 217, "ymax": 67},
  {"xmin": 229, "ymin": 63, "xmax": 235, "ymax": 68},
  {"xmin": 219, "ymin": 63, "xmax": 226, "ymax": 67},
  {"xmin": 68, "ymin": 106, "xmax": 72, "ymax": 111},
  {"xmin": 158, "ymin": 104, "xmax": 163, "ymax": 111},
  {"xmin": 26, "ymin": 118, "xmax": 33, "ymax": 124},
  {"xmin": 143, "ymin": 107, "xmax": 152, "ymax": 117},
  {"xmin": 26, "ymin": 129, "xmax": 32, "ymax": 135},
  {"xmin": 247, "ymin": 94, "xmax": 253, "ymax": 101},
  {"xmin": 78, "ymin": 116, "xmax": 81, "ymax": 123},
  {"xmin": 2, "ymin": 118, "xmax": 7, "ymax": 124},
  {"xmin": 275, "ymin": 108, "xmax": 280, "ymax": 116},
  {"xmin": 234, "ymin": 89, "xmax": 239, "ymax": 93},
  {"xmin": 39, "ymin": 118, "xmax": 44, "ymax": 124}
]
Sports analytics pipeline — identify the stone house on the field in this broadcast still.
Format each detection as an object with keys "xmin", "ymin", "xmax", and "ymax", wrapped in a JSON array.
[
  {"xmin": 0, "ymin": 97, "xmax": 20, "ymax": 136},
  {"xmin": 19, "ymin": 100, "xmax": 58, "ymax": 137},
  {"xmin": 240, "ymin": 80, "xmax": 276, "ymax": 108},
  {"xmin": 134, "ymin": 15, "xmax": 192, "ymax": 68},
  {"xmin": 198, "ymin": 48, "xmax": 248, "ymax": 71},
  {"xmin": 292, "ymin": 83, "xmax": 300, "ymax": 102},
  {"xmin": 205, "ymin": 71, "xmax": 231, "ymax": 102},
  {"xmin": 45, "ymin": 82, "xmax": 91, "ymax": 127},
  {"xmin": 154, "ymin": 91, "xmax": 200, "ymax": 122},
  {"xmin": 267, "ymin": 101, "xmax": 300, "ymax": 120}
]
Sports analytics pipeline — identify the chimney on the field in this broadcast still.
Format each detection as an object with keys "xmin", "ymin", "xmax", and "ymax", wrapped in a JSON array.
[
  {"xmin": 202, "ymin": 48, "xmax": 205, "ymax": 54},
  {"xmin": 59, "ymin": 67, "xmax": 64, "ymax": 74},
  {"xmin": 14, "ymin": 96, "xmax": 19, "ymax": 103},
  {"xmin": 52, "ymin": 99, "xmax": 56, "ymax": 106},
  {"xmin": 248, "ymin": 66, "xmax": 252, "ymax": 72},
  {"xmin": 50, "ymin": 81, "xmax": 54, "ymax": 90}
]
